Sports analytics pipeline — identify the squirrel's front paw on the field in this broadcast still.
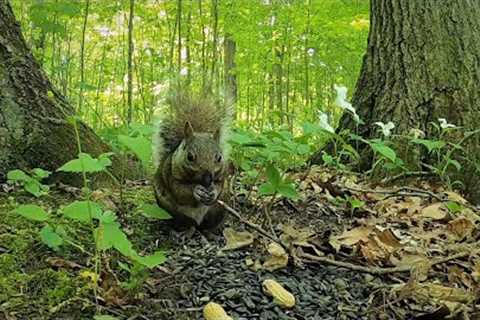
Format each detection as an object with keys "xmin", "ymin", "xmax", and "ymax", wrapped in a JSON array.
[{"xmin": 193, "ymin": 185, "xmax": 217, "ymax": 205}]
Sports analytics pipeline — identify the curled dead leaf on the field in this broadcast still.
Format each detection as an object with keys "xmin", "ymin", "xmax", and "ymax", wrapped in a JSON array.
[{"xmin": 222, "ymin": 228, "xmax": 254, "ymax": 250}]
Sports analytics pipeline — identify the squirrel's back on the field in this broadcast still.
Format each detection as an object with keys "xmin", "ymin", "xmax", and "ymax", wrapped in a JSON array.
[{"xmin": 153, "ymin": 93, "xmax": 232, "ymax": 167}]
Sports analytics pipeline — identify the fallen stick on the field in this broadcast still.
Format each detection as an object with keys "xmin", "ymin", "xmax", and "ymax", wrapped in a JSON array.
[
  {"xmin": 217, "ymin": 200, "xmax": 282, "ymax": 246},
  {"xmin": 299, "ymin": 250, "xmax": 473, "ymax": 275}
]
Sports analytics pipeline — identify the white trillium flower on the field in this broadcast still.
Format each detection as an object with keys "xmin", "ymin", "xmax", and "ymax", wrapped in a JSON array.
[
  {"xmin": 318, "ymin": 112, "xmax": 335, "ymax": 133},
  {"xmin": 374, "ymin": 121, "xmax": 395, "ymax": 137},
  {"xmin": 438, "ymin": 118, "xmax": 456, "ymax": 129},
  {"xmin": 333, "ymin": 85, "xmax": 360, "ymax": 123}
]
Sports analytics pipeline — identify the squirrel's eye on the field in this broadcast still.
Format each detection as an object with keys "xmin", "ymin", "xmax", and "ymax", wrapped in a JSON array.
[
  {"xmin": 187, "ymin": 151, "xmax": 196, "ymax": 162},
  {"xmin": 215, "ymin": 153, "xmax": 223, "ymax": 163}
]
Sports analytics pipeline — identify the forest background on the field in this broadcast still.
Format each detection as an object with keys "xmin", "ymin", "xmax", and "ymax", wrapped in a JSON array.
[{"xmin": 11, "ymin": 0, "xmax": 369, "ymax": 133}]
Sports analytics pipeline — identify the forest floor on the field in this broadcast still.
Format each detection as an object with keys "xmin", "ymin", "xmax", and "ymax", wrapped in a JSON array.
[{"xmin": 1, "ymin": 166, "xmax": 479, "ymax": 320}]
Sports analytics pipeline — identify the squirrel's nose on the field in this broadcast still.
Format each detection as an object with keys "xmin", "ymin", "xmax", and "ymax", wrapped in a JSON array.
[{"xmin": 200, "ymin": 172, "xmax": 213, "ymax": 188}]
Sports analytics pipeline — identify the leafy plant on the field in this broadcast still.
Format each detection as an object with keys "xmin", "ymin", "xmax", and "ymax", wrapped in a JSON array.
[{"xmin": 7, "ymin": 168, "xmax": 51, "ymax": 197}]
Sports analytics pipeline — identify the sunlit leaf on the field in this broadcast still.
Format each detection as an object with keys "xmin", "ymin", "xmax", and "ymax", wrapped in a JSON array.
[
  {"xmin": 14, "ymin": 204, "xmax": 50, "ymax": 221},
  {"xmin": 118, "ymin": 135, "xmax": 152, "ymax": 165},
  {"xmin": 62, "ymin": 200, "xmax": 103, "ymax": 223},
  {"xmin": 140, "ymin": 204, "xmax": 171, "ymax": 220},
  {"xmin": 40, "ymin": 225, "xmax": 63, "ymax": 250}
]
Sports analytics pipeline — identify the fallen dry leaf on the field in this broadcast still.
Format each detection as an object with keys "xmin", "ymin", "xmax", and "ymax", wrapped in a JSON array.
[
  {"xmin": 222, "ymin": 228, "xmax": 254, "ymax": 250},
  {"xmin": 446, "ymin": 216, "xmax": 475, "ymax": 241},
  {"xmin": 409, "ymin": 283, "xmax": 474, "ymax": 304},
  {"xmin": 419, "ymin": 203, "xmax": 449, "ymax": 220},
  {"xmin": 395, "ymin": 254, "xmax": 431, "ymax": 282},
  {"xmin": 46, "ymin": 257, "xmax": 82, "ymax": 269},
  {"xmin": 444, "ymin": 191, "xmax": 467, "ymax": 204},
  {"xmin": 472, "ymin": 260, "xmax": 480, "ymax": 282},
  {"xmin": 329, "ymin": 226, "xmax": 373, "ymax": 252},
  {"xmin": 376, "ymin": 228, "xmax": 402, "ymax": 249}
]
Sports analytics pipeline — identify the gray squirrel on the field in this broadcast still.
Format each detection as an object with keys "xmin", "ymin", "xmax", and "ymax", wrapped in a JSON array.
[{"xmin": 152, "ymin": 93, "xmax": 232, "ymax": 230}]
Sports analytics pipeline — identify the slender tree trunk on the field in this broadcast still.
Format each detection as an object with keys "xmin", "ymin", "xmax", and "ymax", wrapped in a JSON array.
[
  {"xmin": 331, "ymin": 0, "xmax": 480, "ymax": 202},
  {"xmin": 0, "ymin": 0, "xmax": 114, "ymax": 179},
  {"xmin": 209, "ymin": 0, "xmax": 218, "ymax": 92},
  {"xmin": 126, "ymin": 0, "xmax": 135, "ymax": 125},
  {"xmin": 176, "ymin": 0, "xmax": 182, "ymax": 75},
  {"xmin": 224, "ymin": 33, "xmax": 237, "ymax": 104},
  {"xmin": 78, "ymin": 0, "xmax": 90, "ymax": 114},
  {"xmin": 198, "ymin": 0, "xmax": 207, "ymax": 93}
]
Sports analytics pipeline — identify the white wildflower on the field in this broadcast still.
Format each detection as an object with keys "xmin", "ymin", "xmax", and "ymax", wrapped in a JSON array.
[
  {"xmin": 333, "ymin": 84, "xmax": 360, "ymax": 123},
  {"xmin": 318, "ymin": 112, "xmax": 335, "ymax": 134},
  {"xmin": 180, "ymin": 67, "xmax": 188, "ymax": 76},
  {"xmin": 374, "ymin": 121, "xmax": 395, "ymax": 137},
  {"xmin": 307, "ymin": 48, "xmax": 315, "ymax": 56},
  {"xmin": 438, "ymin": 118, "xmax": 456, "ymax": 129},
  {"xmin": 180, "ymin": 47, "xmax": 187, "ymax": 60}
]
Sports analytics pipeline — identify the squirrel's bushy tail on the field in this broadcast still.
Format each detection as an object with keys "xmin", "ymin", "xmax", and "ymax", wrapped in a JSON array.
[{"xmin": 153, "ymin": 92, "xmax": 233, "ymax": 167}]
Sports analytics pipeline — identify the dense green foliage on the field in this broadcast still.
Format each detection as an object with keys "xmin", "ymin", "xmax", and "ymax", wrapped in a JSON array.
[{"xmin": 12, "ymin": 0, "xmax": 369, "ymax": 130}]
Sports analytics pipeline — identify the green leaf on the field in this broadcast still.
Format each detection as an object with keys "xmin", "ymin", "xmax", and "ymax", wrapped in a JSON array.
[
  {"xmin": 79, "ymin": 81, "xmax": 97, "ymax": 91},
  {"xmin": 62, "ymin": 201, "xmax": 103, "ymax": 223},
  {"xmin": 277, "ymin": 183, "xmax": 298, "ymax": 199},
  {"xmin": 140, "ymin": 204, "xmax": 172, "ymax": 220},
  {"xmin": 7, "ymin": 169, "xmax": 29, "ymax": 182},
  {"xmin": 447, "ymin": 159, "xmax": 462, "ymax": 171},
  {"xmin": 265, "ymin": 164, "xmax": 281, "ymax": 187},
  {"xmin": 118, "ymin": 135, "xmax": 152, "ymax": 165},
  {"xmin": 58, "ymin": 153, "xmax": 109, "ymax": 173},
  {"xmin": 40, "ymin": 225, "xmax": 63, "ymax": 250},
  {"xmin": 296, "ymin": 144, "xmax": 310, "ymax": 155},
  {"xmin": 24, "ymin": 180, "xmax": 42, "ymax": 197},
  {"xmin": 32, "ymin": 168, "xmax": 51, "ymax": 180},
  {"xmin": 96, "ymin": 221, "xmax": 136, "ymax": 257},
  {"xmin": 98, "ymin": 153, "xmax": 114, "ymax": 168},
  {"xmin": 410, "ymin": 139, "xmax": 446, "ymax": 153},
  {"xmin": 94, "ymin": 316, "xmax": 119, "ymax": 320},
  {"xmin": 14, "ymin": 204, "xmax": 50, "ymax": 221},
  {"xmin": 97, "ymin": 210, "xmax": 117, "ymax": 224},
  {"xmin": 133, "ymin": 251, "xmax": 167, "ymax": 268},
  {"xmin": 229, "ymin": 132, "xmax": 253, "ymax": 145},
  {"xmin": 258, "ymin": 182, "xmax": 276, "ymax": 195},
  {"xmin": 370, "ymin": 142, "xmax": 397, "ymax": 163},
  {"xmin": 445, "ymin": 201, "xmax": 463, "ymax": 214},
  {"xmin": 349, "ymin": 198, "xmax": 365, "ymax": 209}
]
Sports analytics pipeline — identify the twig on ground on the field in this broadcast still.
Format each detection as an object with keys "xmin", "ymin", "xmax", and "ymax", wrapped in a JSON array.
[
  {"xmin": 381, "ymin": 171, "xmax": 434, "ymax": 184},
  {"xmin": 299, "ymin": 250, "xmax": 473, "ymax": 275},
  {"xmin": 217, "ymin": 200, "xmax": 282, "ymax": 245},
  {"xmin": 344, "ymin": 185, "xmax": 444, "ymax": 202}
]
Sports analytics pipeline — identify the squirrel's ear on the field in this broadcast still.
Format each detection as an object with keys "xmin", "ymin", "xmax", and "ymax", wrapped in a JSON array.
[
  {"xmin": 184, "ymin": 121, "xmax": 194, "ymax": 140},
  {"xmin": 213, "ymin": 128, "xmax": 221, "ymax": 143}
]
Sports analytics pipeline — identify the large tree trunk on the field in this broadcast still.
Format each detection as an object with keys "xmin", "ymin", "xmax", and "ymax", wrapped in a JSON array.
[
  {"xmin": 330, "ymin": 0, "xmax": 480, "ymax": 202},
  {"xmin": 0, "ymin": 0, "xmax": 112, "ymax": 179}
]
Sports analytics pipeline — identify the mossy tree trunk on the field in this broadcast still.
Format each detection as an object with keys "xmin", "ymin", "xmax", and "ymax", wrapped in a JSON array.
[
  {"xmin": 330, "ymin": 0, "xmax": 480, "ymax": 202},
  {"xmin": 0, "ymin": 0, "xmax": 112, "ymax": 179}
]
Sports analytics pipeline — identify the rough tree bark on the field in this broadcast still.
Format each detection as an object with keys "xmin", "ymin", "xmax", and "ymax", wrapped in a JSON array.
[
  {"xmin": 0, "ymin": 0, "xmax": 113, "ymax": 179},
  {"xmin": 320, "ymin": 0, "xmax": 480, "ymax": 202}
]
